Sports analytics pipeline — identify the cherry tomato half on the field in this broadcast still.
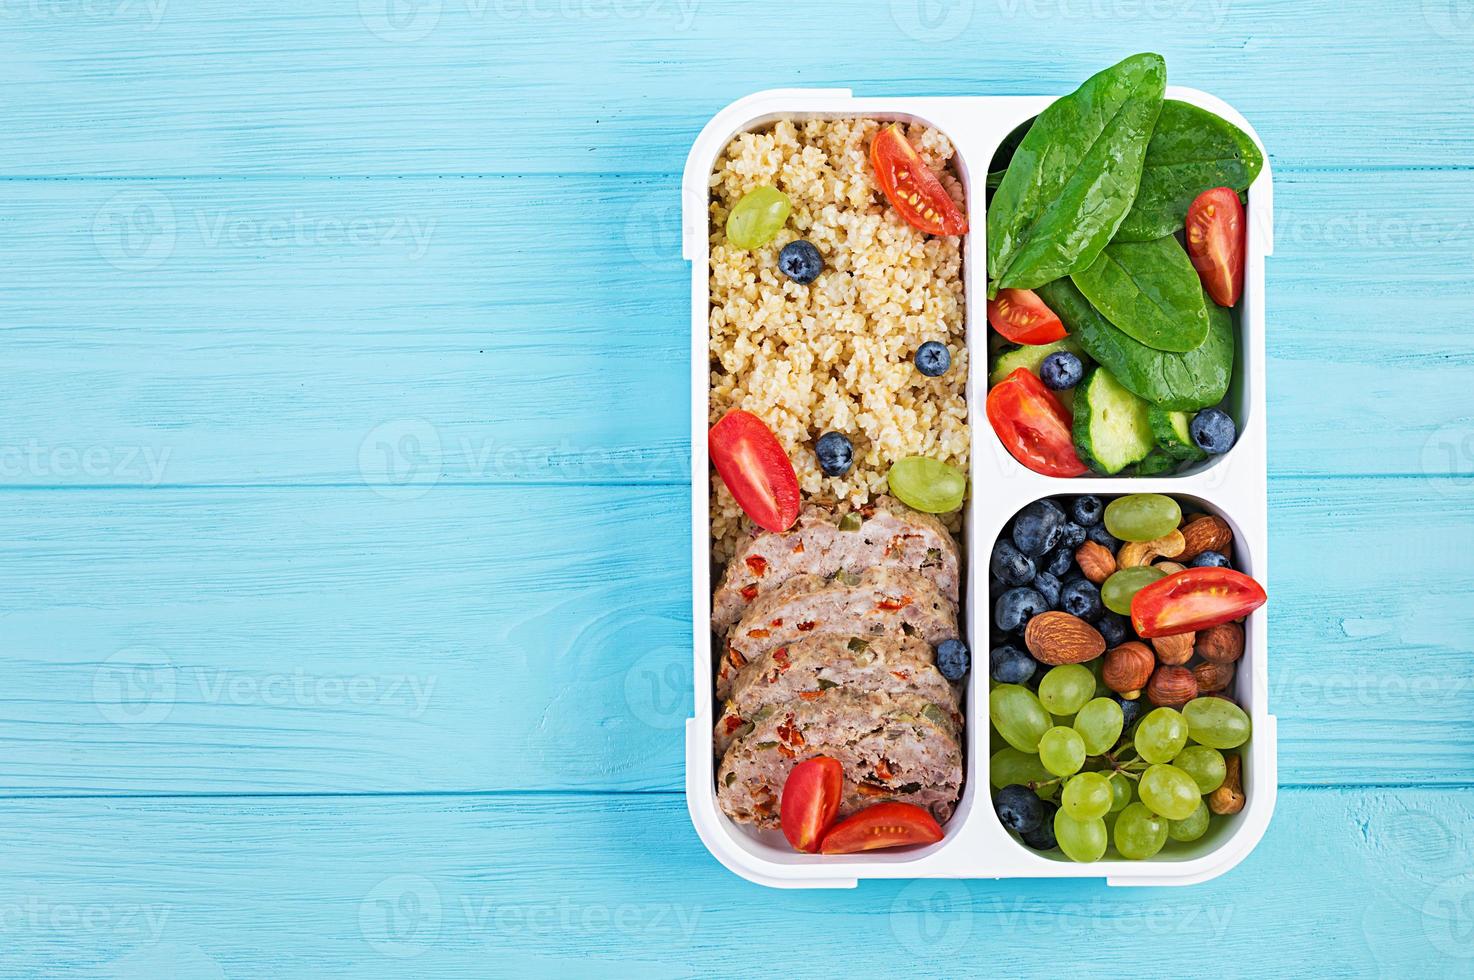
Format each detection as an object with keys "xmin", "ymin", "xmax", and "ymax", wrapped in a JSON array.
[
  {"xmin": 985, "ymin": 368, "xmax": 1088, "ymax": 478},
  {"xmin": 818, "ymin": 802, "xmax": 944, "ymax": 854},
  {"xmin": 1186, "ymin": 187, "xmax": 1246, "ymax": 307},
  {"xmin": 1131, "ymin": 567, "xmax": 1267, "ymax": 638},
  {"xmin": 987, "ymin": 288, "xmax": 1068, "ymax": 345},
  {"xmin": 709, "ymin": 410, "xmax": 800, "ymax": 533},
  {"xmin": 780, "ymin": 756, "xmax": 844, "ymax": 853},
  {"xmin": 870, "ymin": 125, "xmax": 968, "ymax": 237}
]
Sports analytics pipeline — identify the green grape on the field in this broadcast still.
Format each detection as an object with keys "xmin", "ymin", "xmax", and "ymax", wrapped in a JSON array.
[
  {"xmin": 1108, "ymin": 773, "xmax": 1133, "ymax": 813},
  {"xmin": 725, "ymin": 185, "xmax": 791, "ymax": 249},
  {"xmin": 1039, "ymin": 664, "xmax": 1095, "ymax": 716},
  {"xmin": 1139, "ymin": 764, "xmax": 1202, "ymax": 821},
  {"xmin": 1113, "ymin": 802, "xmax": 1168, "ymax": 860},
  {"xmin": 886, "ymin": 457, "xmax": 967, "ymax": 514},
  {"xmin": 1061, "ymin": 771, "xmax": 1113, "ymax": 821},
  {"xmin": 1104, "ymin": 494, "xmax": 1182, "ymax": 542},
  {"xmin": 1074, "ymin": 697, "xmax": 1125, "ymax": 756},
  {"xmin": 1101, "ymin": 566, "xmax": 1167, "ymax": 615},
  {"xmin": 1134, "ymin": 707, "xmax": 1189, "ymax": 764},
  {"xmin": 1183, "ymin": 697, "xmax": 1252, "ymax": 749},
  {"xmin": 1039, "ymin": 727, "xmax": 1086, "ymax": 777},
  {"xmin": 990, "ymin": 684, "xmax": 1052, "ymax": 753},
  {"xmin": 989, "ymin": 747, "xmax": 1051, "ymax": 792},
  {"xmin": 1173, "ymin": 745, "xmax": 1227, "ymax": 794},
  {"xmin": 1168, "ymin": 800, "xmax": 1211, "ymax": 842},
  {"xmin": 1054, "ymin": 810, "xmax": 1108, "ymax": 863}
]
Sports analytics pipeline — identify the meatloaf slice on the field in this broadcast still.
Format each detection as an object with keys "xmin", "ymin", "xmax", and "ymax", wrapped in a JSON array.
[
  {"xmin": 713, "ymin": 633, "xmax": 960, "ymax": 758},
  {"xmin": 711, "ymin": 496, "xmax": 960, "ymax": 635},
  {"xmin": 715, "ymin": 689, "xmax": 963, "ymax": 829},
  {"xmin": 716, "ymin": 566, "xmax": 958, "ymax": 700}
]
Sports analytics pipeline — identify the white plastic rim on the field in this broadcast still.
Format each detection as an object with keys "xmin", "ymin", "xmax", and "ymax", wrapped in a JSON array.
[{"xmin": 686, "ymin": 88, "xmax": 1275, "ymax": 888}]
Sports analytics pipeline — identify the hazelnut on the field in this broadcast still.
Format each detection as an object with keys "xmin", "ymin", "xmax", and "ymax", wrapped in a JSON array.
[
  {"xmin": 1152, "ymin": 632, "xmax": 1196, "ymax": 666},
  {"xmin": 1180, "ymin": 515, "xmax": 1233, "ymax": 560},
  {"xmin": 1209, "ymin": 754, "xmax": 1246, "ymax": 815},
  {"xmin": 1146, "ymin": 664, "xmax": 1198, "ymax": 708},
  {"xmin": 1196, "ymin": 622, "xmax": 1245, "ymax": 664},
  {"xmin": 1102, "ymin": 642, "xmax": 1155, "ymax": 699},
  {"xmin": 1194, "ymin": 660, "xmax": 1235, "ymax": 693}
]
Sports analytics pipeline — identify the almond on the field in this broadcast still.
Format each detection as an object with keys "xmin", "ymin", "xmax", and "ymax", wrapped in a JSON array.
[
  {"xmin": 1024, "ymin": 611, "xmax": 1106, "ymax": 666},
  {"xmin": 1152, "ymin": 631, "xmax": 1196, "ymax": 666},
  {"xmin": 1194, "ymin": 660, "xmax": 1235, "ymax": 693},
  {"xmin": 1146, "ymin": 664, "xmax": 1198, "ymax": 707},
  {"xmin": 1196, "ymin": 621, "xmax": 1245, "ymax": 664},
  {"xmin": 1102, "ymin": 642, "xmax": 1155, "ymax": 698},
  {"xmin": 1180, "ymin": 515, "xmax": 1233, "ymax": 560},
  {"xmin": 1075, "ymin": 540, "xmax": 1116, "ymax": 584}
]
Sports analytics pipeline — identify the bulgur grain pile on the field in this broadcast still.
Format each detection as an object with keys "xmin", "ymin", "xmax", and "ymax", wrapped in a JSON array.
[{"xmin": 708, "ymin": 119, "xmax": 968, "ymax": 562}]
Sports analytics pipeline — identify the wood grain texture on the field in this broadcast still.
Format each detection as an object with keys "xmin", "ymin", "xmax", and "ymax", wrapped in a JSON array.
[
  {"xmin": 0, "ymin": 479, "xmax": 1466, "ymax": 796},
  {"xmin": 1, "ymin": 170, "xmax": 1472, "ymax": 486},
  {"xmin": 2, "ymin": 0, "xmax": 1473, "ymax": 176},
  {"xmin": 0, "ymin": 790, "xmax": 1470, "ymax": 977}
]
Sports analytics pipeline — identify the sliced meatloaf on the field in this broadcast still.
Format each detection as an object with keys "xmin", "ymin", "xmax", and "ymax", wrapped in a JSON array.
[
  {"xmin": 717, "ymin": 566, "xmax": 958, "ymax": 700},
  {"xmin": 716, "ymin": 689, "xmax": 963, "ymax": 829},
  {"xmin": 711, "ymin": 496, "xmax": 960, "ymax": 635},
  {"xmin": 713, "ymin": 633, "xmax": 960, "ymax": 758}
]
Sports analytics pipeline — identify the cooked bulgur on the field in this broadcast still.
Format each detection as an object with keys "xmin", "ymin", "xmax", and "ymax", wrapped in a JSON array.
[{"xmin": 708, "ymin": 118, "xmax": 968, "ymax": 562}]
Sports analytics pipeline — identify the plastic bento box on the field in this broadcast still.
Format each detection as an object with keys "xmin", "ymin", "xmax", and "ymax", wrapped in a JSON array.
[{"xmin": 684, "ymin": 86, "xmax": 1275, "ymax": 888}]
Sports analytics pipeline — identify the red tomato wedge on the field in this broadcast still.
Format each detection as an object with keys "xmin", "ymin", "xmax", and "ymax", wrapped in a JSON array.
[
  {"xmin": 870, "ymin": 125, "xmax": 968, "ymax": 237},
  {"xmin": 818, "ymin": 802, "xmax": 944, "ymax": 854},
  {"xmin": 1185, "ymin": 187, "xmax": 1246, "ymax": 307},
  {"xmin": 709, "ymin": 410, "xmax": 800, "ymax": 533},
  {"xmin": 987, "ymin": 288, "xmax": 1068, "ymax": 345},
  {"xmin": 1131, "ymin": 567, "xmax": 1267, "ymax": 638},
  {"xmin": 985, "ymin": 368, "xmax": 1088, "ymax": 478},
  {"xmin": 780, "ymin": 757, "xmax": 844, "ymax": 853}
]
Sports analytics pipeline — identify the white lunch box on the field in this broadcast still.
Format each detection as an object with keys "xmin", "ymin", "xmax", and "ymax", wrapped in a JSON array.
[{"xmin": 684, "ymin": 87, "xmax": 1275, "ymax": 888}]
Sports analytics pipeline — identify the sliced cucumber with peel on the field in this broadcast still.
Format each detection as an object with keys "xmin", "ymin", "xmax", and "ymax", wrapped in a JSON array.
[
  {"xmin": 989, "ymin": 338, "xmax": 1088, "ymax": 388},
  {"xmin": 1072, "ymin": 366, "xmax": 1154, "ymax": 475},
  {"xmin": 1148, "ymin": 407, "xmax": 1208, "ymax": 462}
]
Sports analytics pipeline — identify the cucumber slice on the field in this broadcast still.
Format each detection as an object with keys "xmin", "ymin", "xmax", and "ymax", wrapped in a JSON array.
[
  {"xmin": 1148, "ymin": 407, "xmax": 1208, "ymax": 462},
  {"xmin": 1072, "ymin": 366, "xmax": 1154, "ymax": 475},
  {"xmin": 1131, "ymin": 448, "xmax": 1180, "ymax": 475},
  {"xmin": 989, "ymin": 338, "xmax": 1087, "ymax": 388}
]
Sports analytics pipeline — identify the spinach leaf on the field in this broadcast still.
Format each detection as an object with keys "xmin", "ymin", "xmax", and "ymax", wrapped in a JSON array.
[
  {"xmin": 1070, "ymin": 234, "xmax": 1209, "ymax": 352},
  {"xmin": 986, "ymin": 53, "xmax": 1165, "ymax": 297},
  {"xmin": 1114, "ymin": 100, "xmax": 1265, "ymax": 242},
  {"xmin": 1036, "ymin": 278, "xmax": 1232, "ymax": 411}
]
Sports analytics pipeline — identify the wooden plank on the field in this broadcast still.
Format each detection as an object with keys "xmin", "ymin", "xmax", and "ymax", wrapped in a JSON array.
[
  {"xmin": 1, "ymin": 1, "xmax": 1472, "ymax": 176},
  {"xmin": 0, "ymin": 479, "xmax": 1467, "ymax": 796},
  {"xmin": 0, "ymin": 788, "xmax": 1468, "ymax": 977},
  {"xmin": 0, "ymin": 171, "xmax": 1471, "ymax": 486}
]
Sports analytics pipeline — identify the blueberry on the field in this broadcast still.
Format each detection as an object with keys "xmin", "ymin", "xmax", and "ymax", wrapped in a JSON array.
[
  {"xmin": 994, "ymin": 784, "xmax": 1044, "ymax": 834},
  {"xmin": 1056, "ymin": 521, "xmax": 1086, "ymax": 551},
  {"xmin": 1042, "ymin": 544, "xmax": 1074, "ymax": 578},
  {"xmin": 1071, "ymin": 495, "xmax": 1104, "ymax": 527},
  {"xmin": 915, "ymin": 341, "xmax": 951, "ymax": 377},
  {"xmin": 1190, "ymin": 408, "xmax": 1237, "ymax": 455},
  {"xmin": 1039, "ymin": 351, "xmax": 1084, "ymax": 390},
  {"xmin": 1096, "ymin": 612, "xmax": 1129, "ymax": 648},
  {"xmin": 777, "ymin": 239, "xmax": 824, "ymax": 284},
  {"xmin": 990, "ymin": 644, "xmax": 1036, "ymax": 685},
  {"xmin": 1086, "ymin": 524, "xmax": 1121, "ymax": 552},
  {"xmin": 1060, "ymin": 578, "xmax": 1104, "ymax": 621},
  {"xmin": 1032, "ymin": 571, "xmax": 1061, "ymax": 609},
  {"xmin": 1011, "ymin": 500, "xmax": 1066, "ymax": 557},
  {"xmin": 814, "ymin": 431, "xmax": 853, "ymax": 476},
  {"xmin": 1020, "ymin": 801, "xmax": 1059, "ymax": 851},
  {"xmin": 1117, "ymin": 696, "xmax": 1144, "ymax": 730},
  {"xmin": 990, "ymin": 540, "xmax": 1036, "ymax": 586},
  {"xmin": 1185, "ymin": 545, "xmax": 1232, "ymax": 568},
  {"xmin": 995, "ymin": 587, "xmax": 1048, "ymax": 633},
  {"xmin": 935, "ymin": 638, "xmax": 969, "ymax": 681}
]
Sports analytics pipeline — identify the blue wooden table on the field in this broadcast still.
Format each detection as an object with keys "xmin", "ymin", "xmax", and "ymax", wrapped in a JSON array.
[{"xmin": 2, "ymin": 1, "xmax": 1472, "ymax": 976}]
